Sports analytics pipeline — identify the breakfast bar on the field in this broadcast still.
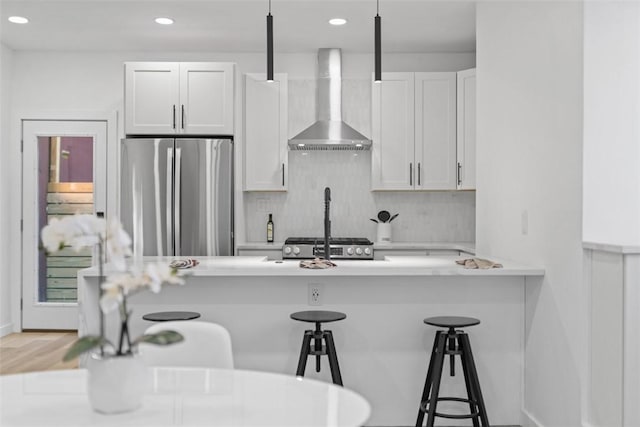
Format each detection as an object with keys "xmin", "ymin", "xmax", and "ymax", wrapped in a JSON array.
[{"xmin": 78, "ymin": 256, "xmax": 544, "ymax": 426}]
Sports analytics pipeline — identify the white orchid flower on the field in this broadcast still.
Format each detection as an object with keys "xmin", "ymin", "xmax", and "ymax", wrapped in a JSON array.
[
  {"xmin": 41, "ymin": 217, "xmax": 66, "ymax": 253},
  {"xmin": 66, "ymin": 215, "xmax": 102, "ymax": 251},
  {"xmin": 99, "ymin": 280, "xmax": 124, "ymax": 313},
  {"xmin": 104, "ymin": 219, "xmax": 132, "ymax": 270},
  {"xmin": 145, "ymin": 262, "xmax": 185, "ymax": 293}
]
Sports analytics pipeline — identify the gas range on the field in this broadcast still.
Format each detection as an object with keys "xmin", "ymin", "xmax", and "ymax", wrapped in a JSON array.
[{"xmin": 283, "ymin": 237, "xmax": 374, "ymax": 260}]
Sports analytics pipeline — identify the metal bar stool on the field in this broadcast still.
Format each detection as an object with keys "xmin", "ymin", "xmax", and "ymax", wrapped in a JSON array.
[
  {"xmin": 416, "ymin": 316, "xmax": 490, "ymax": 427},
  {"xmin": 290, "ymin": 310, "xmax": 346, "ymax": 386}
]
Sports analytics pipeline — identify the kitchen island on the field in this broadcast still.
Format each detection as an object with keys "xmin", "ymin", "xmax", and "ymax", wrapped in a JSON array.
[{"xmin": 78, "ymin": 256, "xmax": 543, "ymax": 426}]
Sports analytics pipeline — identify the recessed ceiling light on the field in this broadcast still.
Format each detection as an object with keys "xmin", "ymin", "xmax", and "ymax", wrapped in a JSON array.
[
  {"xmin": 155, "ymin": 17, "xmax": 174, "ymax": 25},
  {"xmin": 329, "ymin": 18, "xmax": 347, "ymax": 26},
  {"xmin": 8, "ymin": 16, "xmax": 29, "ymax": 24}
]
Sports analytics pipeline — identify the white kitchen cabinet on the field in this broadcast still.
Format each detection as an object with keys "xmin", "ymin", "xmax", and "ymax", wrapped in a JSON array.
[
  {"xmin": 456, "ymin": 68, "xmax": 476, "ymax": 190},
  {"xmin": 372, "ymin": 72, "xmax": 456, "ymax": 190},
  {"xmin": 415, "ymin": 72, "xmax": 457, "ymax": 190},
  {"xmin": 371, "ymin": 73, "xmax": 415, "ymax": 190},
  {"xmin": 243, "ymin": 73, "xmax": 288, "ymax": 191},
  {"xmin": 125, "ymin": 62, "xmax": 234, "ymax": 135}
]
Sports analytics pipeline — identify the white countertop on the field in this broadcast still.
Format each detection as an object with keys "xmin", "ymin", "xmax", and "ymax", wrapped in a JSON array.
[
  {"xmin": 79, "ymin": 255, "xmax": 544, "ymax": 278},
  {"xmin": 237, "ymin": 241, "xmax": 476, "ymax": 253},
  {"xmin": 583, "ymin": 241, "xmax": 640, "ymax": 254},
  {"xmin": 373, "ymin": 241, "xmax": 476, "ymax": 252}
]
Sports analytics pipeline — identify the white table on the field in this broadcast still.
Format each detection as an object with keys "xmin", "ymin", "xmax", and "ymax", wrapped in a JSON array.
[{"xmin": 0, "ymin": 368, "xmax": 371, "ymax": 426}]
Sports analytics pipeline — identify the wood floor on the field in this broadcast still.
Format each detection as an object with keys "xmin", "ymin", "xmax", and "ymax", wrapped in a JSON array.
[{"xmin": 0, "ymin": 331, "xmax": 79, "ymax": 375}]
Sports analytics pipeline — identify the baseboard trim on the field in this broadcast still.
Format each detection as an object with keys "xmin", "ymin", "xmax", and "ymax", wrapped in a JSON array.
[
  {"xmin": 523, "ymin": 408, "xmax": 543, "ymax": 427},
  {"xmin": 0, "ymin": 322, "xmax": 14, "ymax": 338}
]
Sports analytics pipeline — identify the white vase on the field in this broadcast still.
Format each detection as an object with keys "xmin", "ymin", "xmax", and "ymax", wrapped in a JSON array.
[
  {"xmin": 86, "ymin": 352, "xmax": 148, "ymax": 414},
  {"xmin": 377, "ymin": 223, "xmax": 392, "ymax": 244}
]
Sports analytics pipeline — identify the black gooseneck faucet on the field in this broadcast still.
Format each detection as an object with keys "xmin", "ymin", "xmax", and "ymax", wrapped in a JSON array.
[{"xmin": 324, "ymin": 187, "xmax": 331, "ymax": 260}]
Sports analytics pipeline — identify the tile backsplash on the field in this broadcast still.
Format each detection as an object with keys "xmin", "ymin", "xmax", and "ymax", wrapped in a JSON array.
[
  {"xmin": 243, "ymin": 78, "xmax": 475, "ymax": 243},
  {"xmin": 244, "ymin": 151, "xmax": 475, "ymax": 243}
]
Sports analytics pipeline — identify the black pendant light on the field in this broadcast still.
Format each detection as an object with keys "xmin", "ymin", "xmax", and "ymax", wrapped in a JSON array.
[
  {"xmin": 266, "ymin": 0, "xmax": 274, "ymax": 82},
  {"xmin": 374, "ymin": 0, "xmax": 381, "ymax": 82}
]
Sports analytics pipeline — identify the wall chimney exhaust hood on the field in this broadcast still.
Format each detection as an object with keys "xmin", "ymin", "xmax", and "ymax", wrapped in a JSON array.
[{"xmin": 289, "ymin": 48, "xmax": 372, "ymax": 151}]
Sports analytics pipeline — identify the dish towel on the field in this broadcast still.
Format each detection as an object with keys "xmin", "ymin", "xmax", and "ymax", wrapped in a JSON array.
[
  {"xmin": 456, "ymin": 258, "xmax": 503, "ymax": 269},
  {"xmin": 170, "ymin": 258, "xmax": 200, "ymax": 269},
  {"xmin": 299, "ymin": 258, "xmax": 337, "ymax": 269}
]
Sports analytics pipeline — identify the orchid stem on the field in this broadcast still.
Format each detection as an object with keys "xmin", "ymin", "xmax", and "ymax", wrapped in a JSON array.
[{"xmin": 98, "ymin": 240, "xmax": 105, "ymax": 356}]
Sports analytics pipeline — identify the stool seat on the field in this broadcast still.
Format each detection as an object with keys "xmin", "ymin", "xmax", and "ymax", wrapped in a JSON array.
[
  {"xmin": 424, "ymin": 316, "xmax": 480, "ymax": 328},
  {"xmin": 290, "ymin": 310, "xmax": 346, "ymax": 323},
  {"xmin": 143, "ymin": 311, "xmax": 201, "ymax": 322}
]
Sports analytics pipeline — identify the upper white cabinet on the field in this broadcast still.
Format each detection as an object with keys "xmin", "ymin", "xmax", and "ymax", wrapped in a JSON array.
[
  {"xmin": 371, "ymin": 73, "xmax": 415, "ymax": 190},
  {"xmin": 372, "ymin": 72, "xmax": 457, "ymax": 190},
  {"xmin": 125, "ymin": 62, "xmax": 234, "ymax": 135},
  {"xmin": 456, "ymin": 68, "xmax": 476, "ymax": 190},
  {"xmin": 243, "ymin": 73, "xmax": 288, "ymax": 191},
  {"xmin": 415, "ymin": 72, "xmax": 457, "ymax": 190}
]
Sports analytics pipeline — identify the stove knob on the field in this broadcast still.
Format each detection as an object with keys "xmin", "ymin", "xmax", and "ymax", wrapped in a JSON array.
[
  {"xmin": 364, "ymin": 247, "xmax": 372, "ymax": 255},
  {"xmin": 347, "ymin": 247, "xmax": 354, "ymax": 255},
  {"xmin": 293, "ymin": 246, "xmax": 301, "ymax": 255},
  {"xmin": 284, "ymin": 246, "xmax": 292, "ymax": 255},
  {"xmin": 355, "ymin": 247, "xmax": 363, "ymax": 255}
]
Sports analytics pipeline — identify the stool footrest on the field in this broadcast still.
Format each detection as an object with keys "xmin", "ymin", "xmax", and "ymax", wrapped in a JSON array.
[{"xmin": 420, "ymin": 397, "xmax": 480, "ymax": 420}]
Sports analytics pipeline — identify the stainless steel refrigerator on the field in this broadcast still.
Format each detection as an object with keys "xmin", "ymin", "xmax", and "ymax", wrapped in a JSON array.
[{"xmin": 120, "ymin": 138, "xmax": 233, "ymax": 257}]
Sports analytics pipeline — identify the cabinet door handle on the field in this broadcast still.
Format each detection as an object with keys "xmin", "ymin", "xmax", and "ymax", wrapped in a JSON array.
[
  {"xmin": 409, "ymin": 163, "xmax": 413, "ymax": 186},
  {"xmin": 417, "ymin": 163, "xmax": 421, "ymax": 186},
  {"xmin": 172, "ymin": 105, "xmax": 176, "ymax": 129},
  {"xmin": 282, "ymin": 163, "xmax": 285, "ymax": 186},
  {"xmin": 181, "ymin": 105, "xmax": 185, "ymax": 129},
  {"xmin": 457, "ymin": 162, "xmax": 462, "ymax": 186}
]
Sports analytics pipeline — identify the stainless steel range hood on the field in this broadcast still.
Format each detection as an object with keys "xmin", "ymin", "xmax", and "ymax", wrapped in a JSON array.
[{"xmin": 289, "ymin": 48, "xmax": 371, "ymax": 151}]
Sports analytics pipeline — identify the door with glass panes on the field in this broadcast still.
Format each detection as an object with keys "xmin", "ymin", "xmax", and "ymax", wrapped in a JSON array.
[{"xmin": 21, "ymin": 120, "xmax": 107, "ymax": 329}]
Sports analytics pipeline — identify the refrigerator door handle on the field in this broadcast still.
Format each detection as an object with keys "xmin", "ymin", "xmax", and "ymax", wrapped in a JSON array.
[
  {"xmin": 166, "ymin": 147, "xmax": 174, "ymax": 255},
  {"xmin": 174, "ymin": 147, "xmax": 182, "ymax": 257},
  {"xmin": 205, "ymin": 140, "xmax": 217, "ymax": 256}
]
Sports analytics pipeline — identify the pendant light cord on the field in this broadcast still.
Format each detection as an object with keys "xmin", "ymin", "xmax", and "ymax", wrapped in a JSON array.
[
  {"xmin": 376, "ymin": 0, "xmax": 379, "ymax": 17},
  {"xmin": 268, "ymin": 0, "xmax": 272, "ymax": 16}
]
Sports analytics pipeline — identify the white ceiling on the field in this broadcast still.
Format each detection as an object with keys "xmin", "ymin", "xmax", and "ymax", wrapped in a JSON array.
[{"xmin": 0, "ymin": 0, "xmax": 476, "ymax": 53}]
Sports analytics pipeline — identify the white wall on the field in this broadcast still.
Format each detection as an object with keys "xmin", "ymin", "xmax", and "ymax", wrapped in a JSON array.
[
  {"xmin": 583, "ymin": 2, "xmax": 640, "ymax": 246},
  {"xmin": 0, "ymin": 43, "xmax": 14, "ymax": 337},
  {"xmin": 476, "ymin": 2, "xmax": 585, "ymax": 426}
]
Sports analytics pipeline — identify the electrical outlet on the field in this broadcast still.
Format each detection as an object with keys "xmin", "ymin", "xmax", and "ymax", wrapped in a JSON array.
[{"xmin": 308, "ymin": 283, "xmax": 323, "ymax": 306}]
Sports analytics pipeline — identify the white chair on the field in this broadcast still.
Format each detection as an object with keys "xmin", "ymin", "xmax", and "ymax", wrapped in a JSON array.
[{"xmin": 139, "ymin": 321, "xmax": 234, "ymax": 368}]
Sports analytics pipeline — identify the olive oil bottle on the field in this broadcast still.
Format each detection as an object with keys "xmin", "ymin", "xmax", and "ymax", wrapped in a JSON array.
[{"xmin": 267, "ymin": 213, "xmax": 274, "ymax": 243}]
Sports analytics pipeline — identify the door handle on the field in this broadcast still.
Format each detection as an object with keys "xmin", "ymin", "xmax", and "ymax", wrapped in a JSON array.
[
  {"xmin": 417, "ymin": 163, "xmax": 421, "ymax": 186},
  {"xmin": 409, "ymin": 163, "xmax": 413, "ymax": 186},
  {"xmin": 166, "ymin": 148, "xmax": 174, "ymax": 255},
  {"xmin": 172, "ymin": 105, "xmax": 176, "ymax": 129},
  {"xmin": 457, "ymin": 162, "xmax": 462, "ymax": 186},
  {"xmin": 282, "ymin": 163, "xmax": 285, "ymax": 186},
  {"xmin": 174, "ymin": 148, "xmax": 182, "ymax": 257},
  {"xmin": 181, "ymin": 105, "xmax": 185, "ymax": 130}
]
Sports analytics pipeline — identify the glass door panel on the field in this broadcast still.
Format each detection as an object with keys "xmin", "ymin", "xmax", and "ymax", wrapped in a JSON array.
[{"xmin": 38, "ymin": 136, "xmax": 94, "ymax": 303}]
